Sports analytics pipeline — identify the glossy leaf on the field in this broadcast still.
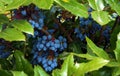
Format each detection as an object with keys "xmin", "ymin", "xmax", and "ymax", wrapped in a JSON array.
[
  {"xmin": 88, "ymin": 0, "xmax": 105, "ymax": 11},
  {"xmin": 54, "ymin": 0, "xmax": 88, "ymax": 18},
  {"xmin": 0, "ymin": 0, "xmax": 27, "ymax": 13},
  {"xmin": 110, "ymin": 23, "xmax": 120, "ymax": 50},
  {"xmin": 112, "ymin": 68, "xmax": 120, "ymax": 76},
  {"xmin": 13, "ymin": 51, "xmax": 34, "ymax": 76},
  {"xmin": 106, "ymin": 0, "xmax": 120, "ymax": 16},
  {"xmin": 58, "ymin": 52, "xmax": 69, "ymax": 60},
  {"xmin": 33, "ymin": 0, "xmax": 54, "ymax": 9},
  {"xmin": 86, "ymin": 37, "xmax": 109, "ymax": 59},
  {"xmin": 12, "ymin": 71, "xmax": 28, "ymax": 76},
  {"xmin": 34, "ymin": 65, "xmax": 49, "ymax": 76},
  {"xmin": 0, "ymin": 0, "xmax": 12, "ymax": 12},
  {"xmin": 0, "ymin": 14, "xmax": 9, "ymax": 24},
  {"xmin": 73, "ymin": 53, "xmax": 97, "ymax": 60},
  {"xmin": 11, "ymin": 20, "xmax": 34, "ymax": 35},
  {"xmin": 0, "ymin": 3, "xmax": 4, "ymax": 12},
  {"xmin": 91, "ymin": 11, "xmax": 111, "ymax": 25},
  {"xmin": 0, "ymin": 28, "xmax": 25, "ymax": 41},
  {"xmin": 114, "ymin": 33, "xmax": 120, "ymax": 62},
  {"xmin": 5, "ymin": 0, "xmax": 27, "ymax": 10},
  {"xmin": 87, "ymin": 45, "xmax": 97, "ymax": 57},
  {"xmin": 52, "ymin": 54, "xmax": 74, "ymax": 76},
  {"xmin": 74, "ymin": 57, "xmax": 109, "ymax": 76},
  {"xmin": 52, "ymin": 69, "xmax": 61, "ymax": 76},
  {"xmin": 0, "ymin": 0, "xmax": 13, "ymax": 4},
  {"xmin": 22, "ymin": 0, "xmax": 33, "ymax": 6},
  {"xmin": 62, "ymin": 54, "xmax": 74, "ymax": 76},
  {"xmin": 106, "ymin": 61, "xmax": 120, "ymax": 67}
]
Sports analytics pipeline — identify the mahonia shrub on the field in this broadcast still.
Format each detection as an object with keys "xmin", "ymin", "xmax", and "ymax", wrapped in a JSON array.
[{"xmin": 0, "ymin": 0, "xmax": 120, "ymax": 76}]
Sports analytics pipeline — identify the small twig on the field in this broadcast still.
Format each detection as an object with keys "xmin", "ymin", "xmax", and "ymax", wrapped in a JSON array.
[
  {"xmin": 41, "ymin": 28, "xmax": 50, "ymax": 35},
  {"xmin": 54, "ymin": 19, "xmax": 73, "ymax": 42}
]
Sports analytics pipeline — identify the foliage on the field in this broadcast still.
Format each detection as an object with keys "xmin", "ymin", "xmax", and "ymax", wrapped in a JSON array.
[{"xmin": 0, "ymin": 0, "xmax": 120, "ymax": 76}]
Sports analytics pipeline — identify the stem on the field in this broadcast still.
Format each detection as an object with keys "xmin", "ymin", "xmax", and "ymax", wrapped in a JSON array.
[
  {"xmin": 97, "ymin": 26, "xmax": 105, "ymax": 46},
  {"xmin": 111, "ymin": 16, "xmax": 120, "ymax": 33}
]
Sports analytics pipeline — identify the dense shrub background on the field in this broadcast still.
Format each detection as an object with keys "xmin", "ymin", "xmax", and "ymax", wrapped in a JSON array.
[{"xmin": 0, "ymin": 0, "xmax": 120, "ymax": 76}]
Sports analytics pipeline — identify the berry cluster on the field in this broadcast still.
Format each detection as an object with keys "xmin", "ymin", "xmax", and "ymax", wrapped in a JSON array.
[
  {"xmin": 12, "ymin": 5, "xmax": 111, "ymax": 72},
  {"xmin": 102, "ymin": 26, "xmax": 111, "ymax": 43},
  {"xmin": 13, "ymin": 5, "xmax": 65, "ymax": 72},
  {"xmin": 31, "ymin": 35, "xmax": 67, "ymax": 72},
  {"xmin": 36, "ymin": 35, "xmax": 67, "ymax": 52},
  {"xmin": 28, "ymin": 9, "xmax": 45, "ymax": 30},
  {"xmin": 74, "ymin": 15, "xmax": 101, "ymax": 41},
  {"xmin": 74, "ymin": 8, "xmax": 110, "ymax": 42},
  {"xmin": 13, "ymin": 6, "xmax": 45, "ymax": 30}
]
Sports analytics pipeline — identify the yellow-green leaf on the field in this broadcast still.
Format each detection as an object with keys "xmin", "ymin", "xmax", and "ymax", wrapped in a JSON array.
[
  {"xmin": 33, "ymin": 0, "xmax": 54, "ymax": 9},
  {"xmin": 88, "ymin": 0, "xmax": 105, "ymax": 11},
  {"xmin": 74, "ymin": 57, "xmax": 109, "ymax": 76},
  {"xmin": 12, "ymin": 71, "xmax": 28, "ymax": 76},
  {"xmin": 86, "ymin": 37, "xmax": 109, "ymax": 59},
  {"xmin": 114, "ymin": 33, "xmax": 120, "ymax": 62},
  {"xmin": 91, "ymin": 11, "xmax": 111, "ymax": 25},
  {"xmin": 11, "ymin": 20, "xmax": 34, "ymax": 35},
  {"xmin": 0, "ymin": 28, "xmax": 25, "ymax": 41},
  {"xmin": 54, "ymin": 0, "xmax": 88, "ymax": 18}
]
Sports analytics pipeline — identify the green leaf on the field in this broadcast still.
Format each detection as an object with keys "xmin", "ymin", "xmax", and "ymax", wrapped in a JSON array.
[
  {"xmin": 69, "ymin": 41, "xmax": 82, "ymax": 53},
  {"xmin": 22, "ymin": 0, "xmax": 33, "ymax": 6},
  {"xmin": 5, "ymin": 0, "xmax": 27, "ymax": 10},
  {"xmin": 90, "ymin": 67, "xmax": 112, "ymax": 76},
  {"xmin": 0, "ymin": 2, "xmax": 5, "ymax": 13},
  {"xmin": 52, "ymin": 54, "xmax": 74, "ymax": 76},
  {"xmin": 106, "ymin": 61, "xmax": 120, "ymax": 67},
  {"xmin": 88, "ymin": 0, "xmax": 105, "ymax": 11},
  {"xmin": 0, "ymin": 0, "xmax": 13, "ymax": 12},
  {"xmin": 74, "ymin": 57, "xmax": 109, "ymax": 76},
  {"xmin": 61, "ymin": 54, "xmax": 74, "ymax": 76},
  {"xmin": 0, "ymin": 0, "xmax": 13, "ymax": 4},
  {"xmin": 112, "ymin": 68, "xmax": 120, "ymax": 76},
  {"xmin": 91, "ymin": 11, "xmax": 111, "ymax": 25},
  {"xmin": 34, "ymin": 65, "xmax": 49, "ymax": 76},
  {"xmin": 110, "ymin": 23, "xmax": 120, "ymax": 50},
  {"xmin": 0, "ymin": 70, "xmax": 12, "ymax": 76},
  {"xmin": 58, "ymin": 52, "xmax": 69, "ymax": 60},
  {"xmin": 13, "ymin": 51, "xmax": 34, "ymax": 76},
  {"xmin": 52, "ymin": 69, "xmax": 61, "ymax": 76},
  {"xmin": 33, "ymin": 0, "xmax": 54, "ymax": 9},
  {"xmin": 73, "ymin": 53, "xmax": 97, "ymax": 60},
  {"xmin": 106, "ymin": 0, "xmax": 120, "ymax": 16},
  {"xmin": 0, "ymin": 14, "xmax": 9, "ymax": 24},
  {"xmin": 12, "ymin": 71, "xmax": 28, "ymax": 76},
  {"xmin": 0, "ymin": 28, "xmax": 25, "ymax": 41},
  {"xmin": 87, "ymin": 44, "xmax": 96, "ymax": 56},
  {"xmin": 86, "ymin": 37, "xmax": 109, "ymax": 59},
  {"xmin": 0, "ymin": 59, "xmax": 12, "ymax": 70},
  {"xmin": 0, "ymin": 0, "xmax": 28, "ymax": 13},
  {"xmin": 11, "ymin": 20, "xmax": 34, "ymax": 35},
  {"xmin": 0, "ymin": 25, "xmax": 2, "ymax": 32},
  {"xmin": 114, "ymin": 33, "xmax": 120, "ymax": 62},
  {"xmin": 54, "ymin": 0, "xmax": 88, "ymax": 18}
]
